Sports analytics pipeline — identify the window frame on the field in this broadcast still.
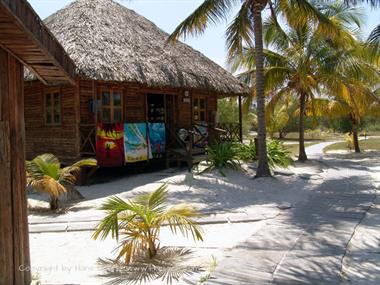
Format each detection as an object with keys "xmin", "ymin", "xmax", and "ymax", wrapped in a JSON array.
[
  {"xmin": 97, "ymin": 88, "xmax": 123, "ymax": 124},
  {"xmin": 192, "ymin": 95, "xmax": 207, "ymax": 123},
  {"xmin": 44, "ymin": 88, "xmax": 62, "ymax": 126}
]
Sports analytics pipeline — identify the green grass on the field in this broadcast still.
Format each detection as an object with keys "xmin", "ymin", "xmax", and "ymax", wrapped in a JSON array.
[{"xmin": 324, "ymin": 138, "xmax": 380, "ymax": 153}]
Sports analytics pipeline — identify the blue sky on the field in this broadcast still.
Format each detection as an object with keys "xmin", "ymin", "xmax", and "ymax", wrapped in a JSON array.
[{"xmin": 29, "ymin": 0, "xmax": 379, "ymax": 68}]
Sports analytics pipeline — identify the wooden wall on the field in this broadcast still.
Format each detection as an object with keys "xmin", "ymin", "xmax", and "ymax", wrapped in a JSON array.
[
  {"xmin": 24, "ymin": 80, "xmax": 80, "ymax": 163},
  {"xmin": 24, "ymin": 78, "xmax": 220, "ymax": 161},
  {"xmin": 0, "ymin": 48, "xmax": 31, "ymax": 285}
]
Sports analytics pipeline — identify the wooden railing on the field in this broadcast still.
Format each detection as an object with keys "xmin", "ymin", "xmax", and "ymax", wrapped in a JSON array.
[
  {"xmin": 79, "ymin": 124, "xmax": 96, "ymax": 156},
  {"xmin": 165, "ymin": 122, "xmax": 242, "ymax": 170},
  {"xmin": 213, "ymin": 122, "xmax": 242, "ymax": 143}
]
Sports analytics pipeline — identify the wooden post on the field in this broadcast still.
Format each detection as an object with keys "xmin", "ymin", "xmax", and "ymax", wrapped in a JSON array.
[
  {"xmin": 0, "ymin": 49, "xmax": 31, "ymax": 285},
  {"xmin": 238, "ymin": 95, "xmax": 243, "ymax": 142}
]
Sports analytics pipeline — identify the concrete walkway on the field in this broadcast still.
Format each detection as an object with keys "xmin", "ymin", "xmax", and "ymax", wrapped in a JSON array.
[{"xmin": 206, "ymin": 145, "xmax": 380, "ymax": 285}]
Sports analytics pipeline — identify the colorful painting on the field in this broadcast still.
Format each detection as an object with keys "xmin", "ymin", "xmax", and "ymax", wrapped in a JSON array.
[
  {"xmin": 96, "ymin": 123, "xmax": 125, "ymax": 167},
  {"xmin": 124, "ymin": 123, "xmax": 148, "ymax": 162},
  {"xmin": 148, "ymin": 123, "xmax": 166, "ymax": 159}
]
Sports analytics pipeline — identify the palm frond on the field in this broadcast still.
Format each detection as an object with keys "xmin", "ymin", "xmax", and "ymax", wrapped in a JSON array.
[
  {"xmin": 168, "ymin": 0, "xmax": 238, "ymax": 42},
  {"xmin": 29, "ymin": 176, "xmax": 67, "ymax": 198},
  {"xmin": 162, "ymin": 204, "xmax": 204, "ymax": 241},
  {"xmin": 93, "ymin": 196, "xmax": 138, "ymax": 240},
  {"xmin": 94, "ymin": 186, "xmax": 204, "ymax": 264},
  {"xmin": 225, "ymin": 1, "xmax": 253, "ymax": 60},
  {"xmin": 134, "ymin": 184, "xmax": 168, "ymax": 213}
]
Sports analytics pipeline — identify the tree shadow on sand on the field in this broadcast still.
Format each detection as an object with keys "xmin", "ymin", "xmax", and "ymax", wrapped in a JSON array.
[{"xmin": 97, "ymin": 247, "xmax": 202, "ymax": 285}]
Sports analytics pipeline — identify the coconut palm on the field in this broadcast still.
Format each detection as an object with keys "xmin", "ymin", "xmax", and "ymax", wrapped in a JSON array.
[
  {"xmin": 230, "ymin": 2, "xmax": 370, "ymax": 161},
  {"xmin": 309, "ymin": 76, "xmax": 380, "ymax": 152},
  {"xmin": 168, "ymin": 0, "xmax": 337, "ymax": 176},
  {"xmin": 93, "ymin": 184, "xmax": 203, "ymax": 264},
  {"xmin": 26, "ymin": 154, "xmax": 97, "ymax": 210},
  {"xmin": 368, "ymin": 24, "xmax": 380, "ymax": 45}
]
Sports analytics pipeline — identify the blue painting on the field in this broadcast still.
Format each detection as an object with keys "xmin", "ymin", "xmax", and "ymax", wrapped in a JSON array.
[
  {"xmin": 124, "ymin": 123, "xmax": 148, "ymax": 163},
  {"xmin": 148, "ymin": 123, "xmax": 166, "ymax": 159}
]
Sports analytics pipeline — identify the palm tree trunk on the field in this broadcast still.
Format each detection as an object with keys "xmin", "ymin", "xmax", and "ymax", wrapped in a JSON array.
[
  {"xmin": 298, "ymin": 92, "xmax": 308, "ymax": 162},
  {"xmin": 350, "ymin": 116, "xmax": 361, "ymax": 153},
  {"xmin": 352, "ymin": 130, "xmax": 361, "ymax": 153},
  {"xmin": 252, "ymin": 1, "xmax": 271, "ymax": 177},
  {"xmin": 49, "ymin": 196, "xmax": 59, "ymax": 210},
  {"xmin": 148, "ymin": 237, "xmax": 157, "ymax": 258}
]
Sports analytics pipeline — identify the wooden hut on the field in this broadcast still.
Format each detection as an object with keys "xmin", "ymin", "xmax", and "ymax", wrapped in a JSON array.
[
  {"xmin": 0, "ymin": 0, "xmax": 75, "ymax": 284},
  {"xmin": 24, "ymin": 0, "xmax": 248, "ymax": 167}
]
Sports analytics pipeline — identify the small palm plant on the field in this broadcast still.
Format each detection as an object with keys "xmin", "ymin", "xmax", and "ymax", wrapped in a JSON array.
[
  {"xmin": 93, "ymin": 184, "xmax": 203, "ymax": 264},
  {"xmin": 26, "ymin": 153, "xmax": 97, "ymax": 210}
]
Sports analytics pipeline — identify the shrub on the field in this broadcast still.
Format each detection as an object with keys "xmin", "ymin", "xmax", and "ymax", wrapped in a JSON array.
[
  {"xmin": 26, "ymin": 154, "xmax": 97, "ymax": 210},
  {"xmin": 344, "ymin": 133, "xmax": 354, "ymax": 150},
  {"xmin": 266, "ymin": 140, "xmax": 293, "ymax": 168},
  {"xmin": 203, "ymin": 142, "xmax": 241, "ymax": 176},
  {"xmin": 234, "ymin": 140, "xmax": 256, "ymax": 162},
  {"xmin": 93, "ymin": 184, "xmax": 203, "ymax": 264}
]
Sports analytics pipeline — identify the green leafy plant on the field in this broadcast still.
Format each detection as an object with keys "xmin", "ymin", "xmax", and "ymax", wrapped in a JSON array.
[
  {"xmin": 93, "ymin": 184, "xmax": 203, "ymax": 264},
  {"xmin": 203, "ymin": 143, "xmax": 241, "ymax": 176},
  {"xmin": 234, "ymin": 140, "xmax": 256, "ymax": 162},
  {"xmin": 26, "ymin": 153, "xmax": 97, "ymax": 210},
  {"xmin": 344, "ymin": 133, "xmax": 354, "ymax": 150},
  {"xmin": 266, "ymin": 140, "xmax": 293, "ymax": 169}
]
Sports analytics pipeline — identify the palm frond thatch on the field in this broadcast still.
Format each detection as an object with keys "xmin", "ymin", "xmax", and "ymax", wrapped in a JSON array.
[{"xmin": 25, "ymin": 0, "xmax": 248, "ymax": 96}]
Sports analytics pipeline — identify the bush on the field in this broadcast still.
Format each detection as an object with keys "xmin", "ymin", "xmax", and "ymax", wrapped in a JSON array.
[
  {"xmin": 267, "ymin": 140, "xmax": 293, "ymax": 168},
  {"xmin": 235, "ymin": 140, "xmax": 292, "ymax": 169},
  {"xmin": 203, "ymin": 142, "xmax": 241, "ymax": 176},
  {"xmin": 235, "ymin": 140, "xmax": 256, "ymax": 162}
]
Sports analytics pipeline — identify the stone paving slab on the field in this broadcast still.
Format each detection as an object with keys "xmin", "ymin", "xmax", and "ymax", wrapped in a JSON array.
[
  {"xmin": 341, "ymin": 196, "xmax": 380, "ymax": 285},
  {"xmin": 206, "ymin": 152, "xmax": 378, "ymax": 285}
]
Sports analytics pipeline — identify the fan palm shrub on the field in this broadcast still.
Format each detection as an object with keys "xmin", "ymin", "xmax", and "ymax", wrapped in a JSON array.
[
  {"xmin": 93, "ymin": 184, "xmax": 203, "ymax": 264},
  {"xmin": 203, "ymin": 142, "xmax": 241, "ymax": 176},
  {"xmin": 26, "ymin": 153, "xmax": 97, "ymax": 210}
]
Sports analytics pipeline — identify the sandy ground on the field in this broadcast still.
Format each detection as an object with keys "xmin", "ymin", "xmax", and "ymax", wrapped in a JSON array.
[
  {"xmin": 27, "ymin": 143, "xmax": 380, "ymax": 285},
  {"xmin": 29, "ymin": 165, "xmax": 320, "ymax": 285}
]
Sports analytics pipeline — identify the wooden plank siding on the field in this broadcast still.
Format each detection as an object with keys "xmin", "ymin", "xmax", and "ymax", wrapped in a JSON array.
[
  {"xmin": 24, "ymin": 80, "xmax": 80, "ymax": 163},
  {"xmin": 24, "ymin": 78, "xmax": 221, "ymax": 161}
]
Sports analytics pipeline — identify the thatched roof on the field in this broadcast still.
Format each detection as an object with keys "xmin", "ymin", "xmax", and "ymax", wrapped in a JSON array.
[{"xmin": 26, "ymin": 0, "xmax": 248, "ymax": 96}]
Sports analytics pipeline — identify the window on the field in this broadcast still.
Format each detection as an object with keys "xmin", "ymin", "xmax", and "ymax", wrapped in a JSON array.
[
  {"xmin": 98, "ymin": 89, "xmax": 123, "ymax": 123},
  {"xmin": 45, "ymin": 90, "xmax": 61, "ymax": 125},
  {"xmin": 193, "ymin": 96, "xmax": 206, "ymax": 122}
]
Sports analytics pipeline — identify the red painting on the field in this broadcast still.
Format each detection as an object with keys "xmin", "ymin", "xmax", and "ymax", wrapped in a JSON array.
[{"xmin": 96, "ymin": 123, "xmax": 125, "ymax": 167}]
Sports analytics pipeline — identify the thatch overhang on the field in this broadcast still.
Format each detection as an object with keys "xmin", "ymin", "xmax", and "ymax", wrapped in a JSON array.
[
  {"xmin": 26, "ymin": 0, "xmax": 248, "ymax": 97},
  {"xmin": 0, "ymin": 0, "xmax": 75, "ymax": 84}
]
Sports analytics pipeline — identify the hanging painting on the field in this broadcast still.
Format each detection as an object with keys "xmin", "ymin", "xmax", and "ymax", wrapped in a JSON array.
[
  {"xmin": 124, "ymin": 123, "xmax": 148, "ymax": 162},
  {"xmin": 148, "ymin": 123, "xmax": 166, "ymax": 159},
  {"xmin": 96, "ymin": 123, "xmax": 125, "ymax": 167}
]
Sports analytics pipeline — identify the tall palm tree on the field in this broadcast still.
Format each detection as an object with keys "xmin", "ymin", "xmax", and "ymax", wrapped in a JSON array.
[
  {"xmin": 168, "ymin": 0, "xmax": 333, "ymax": 176},
  {"xmin": 230, "ymin": 2, "xmax": 369, "ymax": 161},
  {"xmin": 310, "ymin": 88, "xmax": 380, "ymax": 152}
]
